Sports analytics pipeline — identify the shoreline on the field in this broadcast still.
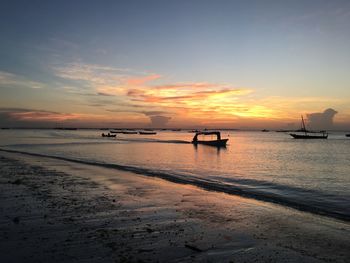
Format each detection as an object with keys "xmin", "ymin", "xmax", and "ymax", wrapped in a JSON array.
[
  {"xmin": 1, "ymin": 148, "xmax": 348, "ymax": 222},
  {"xmin": 0, "ymin": 151, "xmax": 349, "ymax": 262}
]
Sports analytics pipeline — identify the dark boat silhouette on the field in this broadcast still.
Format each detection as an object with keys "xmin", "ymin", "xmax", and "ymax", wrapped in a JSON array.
[
  {"xmin": 110, "ymin": 130, "xmax": 138, "ymax": 134},
  {"xmin": 192, "ymin": 131, "xmax": 228, "ymax": 147},
  {"xmin": 346, "ymin": 134, "xmax": 350, "ymax": 137},
  {"xmin": 139, "ymin": 131, "xmax": 157, "ymax": 135},
  {"xmin": 290, "ymin": 116, "xmax": 328, "ymax": 139},
  {"xmin": 102, "ymin": 133, "xmax": 116, "ymax": 138},
  {"xmin": 122, "ymin": 131, "xmax": 138, "ymax": 134}
]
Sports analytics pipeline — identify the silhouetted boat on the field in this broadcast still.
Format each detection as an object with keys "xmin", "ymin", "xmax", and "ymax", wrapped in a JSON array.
[
  {"xmin": 139, "ymin": 131, "xmax": 157, "ymax": 135},
  {"xmin": 290, "ymin": 116, "xmax": 328, "ymax": 139},
  {"xmin": 102, "ymin": 133, "xmax": 116, "ymax": 138},
  {"xmin": 261, "ymin": 129, "xmax": 269, "ymax": 132},
  {"xmin": 346, "ymin": 134, "xmax": 350, "ymax": 137},
  {"xmin": 110, "ymin": 130, "xmax": 138, "ymax": 134},
  {"xmin": 123, "ymin": 131, "xmax": 138, "ymax": 134},
  {"xmin": 192, "ymin": 131, "xmax": 228, "ymax": 147}
]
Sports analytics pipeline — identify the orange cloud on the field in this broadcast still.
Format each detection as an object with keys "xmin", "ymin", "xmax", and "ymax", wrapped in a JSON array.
[
  {"xmin": 51, "ymin": 62, "xmax": 350, "ymax": 129},
  {"xmin": 126, "ymin": 74, "xmax": 161, "ymax": 86},
  {"xmin": 54, "ymin": 62, "xmax": 162, "ymax": 96},
  {"xmin": 127, "ymin": 84, "xmax": 252, "ymax": 101},
  {"xmin": 9, "ymin": 110, "xmax": 101, "ymax": 122}
]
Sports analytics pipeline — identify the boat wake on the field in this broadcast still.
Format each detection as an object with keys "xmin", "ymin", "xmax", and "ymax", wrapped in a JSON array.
[
  {"xmin": 117, "ymin": 138, "xmax": 191, "ymax": 144},
  {"xmin": 0, "ymin": 148, "xmax": 349, "ymax": 222},
  {"xmin": 1, "ymin": 138, "xmax": 191, "ymax": 149}
]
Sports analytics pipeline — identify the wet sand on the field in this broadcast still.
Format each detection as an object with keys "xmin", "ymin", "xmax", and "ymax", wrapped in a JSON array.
[{"xmin": 0, "ymin": 151, "xmax": 349, "ymax": 262}]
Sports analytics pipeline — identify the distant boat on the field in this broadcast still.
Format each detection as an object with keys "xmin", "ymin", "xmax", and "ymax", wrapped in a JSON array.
[
  {"xmin": 139, "ymin": 131, "xmax": 157, "ymax": 135},
  {"xmin": 290, "ymin": 116, "xmax": 328, "ymax": 139},
  {"xmin": 346, "ymin": 134, "xmax": 350, "ymax": 137},
  {"xmin": 192, "ymin": 131, "xmax": 228, "ymax": 147},
  {"xmin": 110, "ymin": 130, "xmax": 138, "ymax": 134},
  {"xmin": 101, "ymin": 133, "xmax": 116, "ymax": 138},
  {"xmin": 261, "ymin": 129, "xmax": 269, "ymax": 132},
  {"xmin": 122, "ymin": 131, "xmax": 138, "ymax": 134}
]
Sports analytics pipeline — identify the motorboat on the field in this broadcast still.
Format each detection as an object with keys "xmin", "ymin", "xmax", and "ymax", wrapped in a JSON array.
[{"xmin": 192, "ymin": 131, "xmax": 228, "ymax": 147}]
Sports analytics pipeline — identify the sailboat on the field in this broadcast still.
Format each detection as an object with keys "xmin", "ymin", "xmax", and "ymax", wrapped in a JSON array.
[{"xmin": 289, "ymin": 116, "xmax": 328, "ymax": 139}]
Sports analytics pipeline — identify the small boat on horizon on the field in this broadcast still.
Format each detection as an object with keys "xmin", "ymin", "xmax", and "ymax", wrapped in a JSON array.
[
  {"xmin": 139, "ymin": 131, "xmax": 157, "ymax": 135},
  {"xmin": 122, "ymin": 131, "xmax": 138, "ymax": 134},
  {"xmin": 192, "ymin": 131, "xmax": 228, "ymax": 147},
  {"xmin": 110, "ymin": 130, "xmax": 138, "ymax": 134},
  {"xmin": 290, "ymin": 116, "xmax": 328, "ymax": 139},
  {"xmin": 101, "ymin": 133, "xmax": 116, "ymax": 138}
]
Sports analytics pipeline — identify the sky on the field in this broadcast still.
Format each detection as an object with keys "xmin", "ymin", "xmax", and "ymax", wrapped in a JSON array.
[{"xmin": 1, "ymin": 0, "xmax": 350, "ymax": 129}]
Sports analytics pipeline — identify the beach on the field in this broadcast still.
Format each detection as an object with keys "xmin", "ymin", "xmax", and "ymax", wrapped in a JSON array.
[{"xmin": 1, "ymin": 150, "xmax": 349, "ymax": 263}]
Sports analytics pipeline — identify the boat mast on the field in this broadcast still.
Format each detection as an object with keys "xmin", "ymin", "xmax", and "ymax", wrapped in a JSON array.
[{"xmin": 301, "ymin": 115, "xmax": 307, "ymax": 135}]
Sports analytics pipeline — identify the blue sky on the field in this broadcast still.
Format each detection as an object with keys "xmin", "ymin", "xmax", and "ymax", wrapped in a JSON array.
[{"xmin": 1, "ymin": 0, "xmax": 350, "ymax": 128}]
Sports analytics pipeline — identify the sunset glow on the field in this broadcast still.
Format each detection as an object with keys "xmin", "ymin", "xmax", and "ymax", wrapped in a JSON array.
[{"xmin": 1, "ymin": 1, "xmax": 350, "ymax": 130}]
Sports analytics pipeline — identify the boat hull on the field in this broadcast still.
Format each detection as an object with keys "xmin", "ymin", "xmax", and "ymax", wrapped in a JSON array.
[
  {"xmin": 290, "ymin": 133, "xmax": 328, "ymax": 139},
  {"xmin": 102, "ymin": 134, "xmax": 116, "ymax": 138},
  {"xmin": 192, "ymin": 139, "xmax": 228, "ymax": 147}
]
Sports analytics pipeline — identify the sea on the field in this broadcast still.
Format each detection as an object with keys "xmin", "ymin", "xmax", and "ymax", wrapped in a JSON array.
[{"xmin": 0, "ymin": 129, "xmax": 349, "ymax": 221}]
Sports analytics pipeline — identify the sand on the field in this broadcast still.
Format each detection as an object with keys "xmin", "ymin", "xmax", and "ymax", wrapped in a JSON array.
[{"xmin": 0, "ymin": 150, "xmax": 349, "ymax": 263}]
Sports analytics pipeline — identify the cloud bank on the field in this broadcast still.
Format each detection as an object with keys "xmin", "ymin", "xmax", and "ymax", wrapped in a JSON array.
[{"xmin": 306, "ymin": 108, "xmax": 338, "ymax": 130}]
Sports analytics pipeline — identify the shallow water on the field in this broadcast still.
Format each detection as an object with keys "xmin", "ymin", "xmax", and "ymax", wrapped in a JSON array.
[{"xmin": 1, "ymin": 129, "xmax": 349, "ymax": 220}]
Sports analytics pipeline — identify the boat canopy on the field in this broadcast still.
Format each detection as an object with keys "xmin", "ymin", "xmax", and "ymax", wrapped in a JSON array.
[{"xmin": 192, "ymin": 131, "xmax": 221, "ymax": 142}]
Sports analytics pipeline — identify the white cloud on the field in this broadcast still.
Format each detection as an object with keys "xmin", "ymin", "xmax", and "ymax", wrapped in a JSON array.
[{"xmin": 0, "ymin": 71, "xmax": 45, "ymax": 89}]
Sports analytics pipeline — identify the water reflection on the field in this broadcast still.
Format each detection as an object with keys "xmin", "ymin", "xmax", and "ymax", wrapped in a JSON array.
[{"xmin": 193, "ymin": 144, "xmax": 226, "ymax": 156}]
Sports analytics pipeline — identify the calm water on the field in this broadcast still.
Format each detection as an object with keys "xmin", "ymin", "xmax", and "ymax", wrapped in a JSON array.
[{"xmin": 1, "ymin": 129, "xmax": 349, "ymax": 220}]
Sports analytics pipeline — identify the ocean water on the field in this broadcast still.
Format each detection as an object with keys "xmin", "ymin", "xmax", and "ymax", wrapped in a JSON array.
[{"xmin": 1, "ymin": 129, "xmax": 349, "ymax": 221}]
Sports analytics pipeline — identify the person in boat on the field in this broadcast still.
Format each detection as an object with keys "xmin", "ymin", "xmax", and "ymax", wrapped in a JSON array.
[{"xmin": 102, "ymin": 133, "xmax": 115, "ymax": 137}]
